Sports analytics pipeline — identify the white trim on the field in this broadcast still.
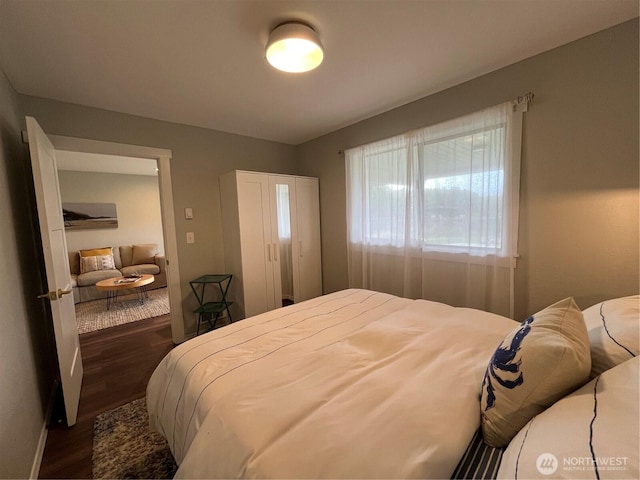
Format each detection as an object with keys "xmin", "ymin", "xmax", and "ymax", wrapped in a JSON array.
[
  {"xmin": 157, "ymin": 154, "xmax": 185, "ymax": 342},
  {"xmin": 43, "ymin": 134, "xmax": 185, "ymax": 343},
  {"xmin": 31, "ymin": 381, "xmax": 59, "ymax": 479},
  {"xmin": 29, "ymin": 422, "xmax": 48, "ymax": 479}
]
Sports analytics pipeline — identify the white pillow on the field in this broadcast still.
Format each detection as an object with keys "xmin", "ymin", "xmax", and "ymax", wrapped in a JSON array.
[
  {"xmin": 498, "ymin": 356, "xmax": 639, "ymax": 479},
  {"xmin": 480, "ymin": 297, "xmax": 591, "ymax": 447},
  {"xmin": 582, "ymin": 295, "xmax": 639, "ymax": 378},
  {"xmin": 79, "ymin": 253, "xmax": 116, "ymax": 274}
]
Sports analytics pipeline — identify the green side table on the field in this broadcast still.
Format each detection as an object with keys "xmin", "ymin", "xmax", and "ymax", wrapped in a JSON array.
[{"xmin": 189, "ymin": 274, "xmax": 234, "ymax": 335}]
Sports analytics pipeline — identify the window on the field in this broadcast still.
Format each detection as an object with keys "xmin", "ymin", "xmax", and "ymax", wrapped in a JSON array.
[
  {"xmin": 346, "ymin": 102, "xmax": 517, "ymax": 259},
  {"xmin": 345, "ymin": 98, "xmax": 530, "ymax": 318}
]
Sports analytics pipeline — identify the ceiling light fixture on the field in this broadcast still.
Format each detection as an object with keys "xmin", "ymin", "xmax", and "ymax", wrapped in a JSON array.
[{"xmin": 265, "ymin": 21, "xmax": 324, "ymax": 73}]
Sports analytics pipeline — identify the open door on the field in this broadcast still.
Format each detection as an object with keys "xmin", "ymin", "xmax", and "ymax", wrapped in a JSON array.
[{"xmin": 27, "ymin": 116, "xmax": 83, "ymax": 426}]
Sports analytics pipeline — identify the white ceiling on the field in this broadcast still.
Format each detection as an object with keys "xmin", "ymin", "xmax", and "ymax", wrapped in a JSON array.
[{"xmin": 0, "ymin": 0, "xmax": 637, "ymax": 145}]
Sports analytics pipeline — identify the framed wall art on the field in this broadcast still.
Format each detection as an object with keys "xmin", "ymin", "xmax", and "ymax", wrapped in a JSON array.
[{"xmin": 62, "ymin": 202, "xmax": 118, "ymax": 230}]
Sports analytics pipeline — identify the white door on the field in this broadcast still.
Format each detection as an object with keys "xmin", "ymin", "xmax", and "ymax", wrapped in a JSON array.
[
  {"xmin": 237, "ymin": 172, "xmax": 276, "ymax": 317},
  {"xmin": 269, "ymin": 175, "xmax": 297, "ymax": 307},
  {"xmin": 27, "ymin": 117, "xmax": 83, "ymax": 426}
]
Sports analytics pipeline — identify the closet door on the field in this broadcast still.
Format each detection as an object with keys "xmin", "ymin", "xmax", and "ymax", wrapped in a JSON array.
[
  {"xmin": 268, "ymin": 175, "xmax": 296, "ymax": 309},
  {"xmin": 294, "ymin": 177, "xmax": 322, "ymax": 302},
  {"xmin": 236, "ymin": 172, "xmax": 276, "ymax": 317}
]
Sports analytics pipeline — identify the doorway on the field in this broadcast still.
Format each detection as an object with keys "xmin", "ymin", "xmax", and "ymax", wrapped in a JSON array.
[{"xmin": 47, "ymin": 134, "xmax": 184, "ymax": 342}]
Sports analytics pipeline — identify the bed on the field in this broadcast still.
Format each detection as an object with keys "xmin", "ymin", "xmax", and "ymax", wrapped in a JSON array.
[{"xmin": 146, "ymin": 289, "xmax": 639, "ymax": 479}]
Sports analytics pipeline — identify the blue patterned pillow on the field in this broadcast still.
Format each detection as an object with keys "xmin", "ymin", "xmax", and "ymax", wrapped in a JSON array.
[{"xmin": 480, "ymin": 297, "xmax": 591, "ymax": 447}]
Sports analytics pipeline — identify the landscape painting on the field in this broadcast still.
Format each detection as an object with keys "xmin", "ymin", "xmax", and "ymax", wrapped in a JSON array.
[{"xmin": 62, "ymin": 202, "xmax": 118, "ymax": 230}]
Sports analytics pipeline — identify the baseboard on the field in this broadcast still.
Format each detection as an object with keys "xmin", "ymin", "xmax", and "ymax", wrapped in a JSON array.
[
  {"xmin": 30, "ymin": 381, "xmax": 58, "ymax": 479},
  {"xmin": 29, "ymin": 421, "xmax": 48, "ymax": 479}
]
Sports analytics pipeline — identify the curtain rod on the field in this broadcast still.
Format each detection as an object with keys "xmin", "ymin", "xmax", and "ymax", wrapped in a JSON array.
[
  {"xmin": 514, "ymin": 91, "xmax": 535, "ymax": 105},
  {"xmin": 338, "ymin": 91, "xmax": 535, "ymax": 155}
]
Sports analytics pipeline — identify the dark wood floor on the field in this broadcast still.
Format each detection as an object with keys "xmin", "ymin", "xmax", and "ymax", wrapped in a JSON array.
[{"xmin": 38, "ymin": 314, "xmax": 174, "ymax": 479}]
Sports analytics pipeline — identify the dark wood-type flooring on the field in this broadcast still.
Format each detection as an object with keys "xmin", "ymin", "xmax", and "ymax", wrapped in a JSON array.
[{"xmin": 38, "ymin": 314, "xmax": 174, "ymax": 479}]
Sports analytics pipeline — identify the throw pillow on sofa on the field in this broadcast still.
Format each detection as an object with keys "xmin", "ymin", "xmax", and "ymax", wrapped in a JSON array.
[
  {"xmin": 131, "ymin": 244, "xmax": 158, "ymax": 265},
  {"xmin": 79, "ymin": 247, "xmax": 112, "ymax": 258},
  {"xmin": 78, "ymin": 247, "xmax": 116, "ymax": 274},
  {"xmin": 80, "ymin": 254, "xmax": 116, "ymax": 274}
]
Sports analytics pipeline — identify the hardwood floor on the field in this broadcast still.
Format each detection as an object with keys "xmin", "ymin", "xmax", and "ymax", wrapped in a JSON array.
[{"xmin": 38, "ymin": 314, "xmax": 174, "ymax": 479}]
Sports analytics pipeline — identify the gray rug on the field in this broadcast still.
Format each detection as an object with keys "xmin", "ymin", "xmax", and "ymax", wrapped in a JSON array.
[
  {"xmin": 92, "ymin": 398, "xmax": 177, "ymax": 479},
  {"xmin": 76, "ymin": 287, "xmax": 170, "ymax": 334}
]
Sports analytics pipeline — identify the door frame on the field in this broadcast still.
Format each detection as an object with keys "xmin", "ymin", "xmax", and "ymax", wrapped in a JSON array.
[{"xmin": 41, "ymin": 134, "xmax": 185, "ymax": 343}]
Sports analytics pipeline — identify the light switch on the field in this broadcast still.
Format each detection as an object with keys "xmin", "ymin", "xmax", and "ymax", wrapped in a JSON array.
[
  {"xmin": 185, "ymin": 207, "xmax": 193, "ymax": 219},
  {"xmin": 186, "ymin": 232, "xmax": 195, "ymax": 244}
]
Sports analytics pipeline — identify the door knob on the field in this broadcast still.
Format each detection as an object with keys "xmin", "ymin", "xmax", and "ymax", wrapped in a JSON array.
[
  {"xmin": 37, "ymin": 291, "xmax": 57, "ymax": 301},
  {"xmin": 37, "ymin": 289, "xmax": 72, "ymax": 301}
]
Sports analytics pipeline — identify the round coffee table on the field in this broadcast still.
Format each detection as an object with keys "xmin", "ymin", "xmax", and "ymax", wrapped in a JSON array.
[{"xmin": 95, "ymin": 274, "xmax": 155, "ymax": 310}]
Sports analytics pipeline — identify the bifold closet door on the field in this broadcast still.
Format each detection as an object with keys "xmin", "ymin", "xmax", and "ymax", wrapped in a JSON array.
[
  {"xmin": 294, "ymin": 177, "xmax": 322, "ymax": 302},
  {"xmin": 236, "ymin": 172, "xmax": 277, "ymax": 317},
  {"xmin": 268, "ymin": 175, "xmax": 296, "ymax": 309}
]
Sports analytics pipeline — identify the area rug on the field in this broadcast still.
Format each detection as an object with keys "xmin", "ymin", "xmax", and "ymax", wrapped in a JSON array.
[
  {"xmin": 92, "ymin": 397, "xmax": 177, "ymax": 479},
  {"xmin": 76, "ymin": 287, "xmax": 170, "ymax": 334}
]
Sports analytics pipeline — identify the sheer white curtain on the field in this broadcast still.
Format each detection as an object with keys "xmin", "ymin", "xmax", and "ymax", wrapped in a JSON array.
[{"xmin": 346, "ymin": 100, "xmax": 528, "ymax": 318}]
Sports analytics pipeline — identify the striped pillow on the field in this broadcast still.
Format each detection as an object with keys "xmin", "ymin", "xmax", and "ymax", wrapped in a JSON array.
[
  {"xmin": 582, "ymin": 295, "xmax": 639, "ymax": 378},
  {"xmin": 497, "ymin": 357, "xmax": 639, "ymax": 479},
  {"xmin": 451, "ymin": 428, "xmax": 504, "ymax": 479}
]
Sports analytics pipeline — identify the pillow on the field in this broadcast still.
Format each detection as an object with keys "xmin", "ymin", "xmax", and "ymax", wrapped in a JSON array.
[
  {"xmin": 79, "ymin": 247, "xmax": 112, "ymax": 257},
  {"xmin": 497, "ymin": 357, "xmax": 639, "ymax": 479},
  {"xmin": 582, "ymin": 295, "xmax": 639, "ymax": 378},
  {"xmin": 480, "ymin": 297, "xmax": 591, "ymax": 448},
  {"xmin": 131, "ymin": 244, "xmax": 158, "ymax": 265},
  {"xmin": 79, "ymin": 254, "xmax": 116, "ymax": 274}
]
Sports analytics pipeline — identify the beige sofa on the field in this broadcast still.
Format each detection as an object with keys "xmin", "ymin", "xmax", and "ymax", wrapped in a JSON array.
[{"xmin": 68, "ymin": 244, "xmax": 167, "ymax": 304}]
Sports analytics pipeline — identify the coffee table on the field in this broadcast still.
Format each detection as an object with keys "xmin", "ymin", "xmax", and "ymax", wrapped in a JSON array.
[{"xmin": 95, "ymin": 274, "xmax": 155, "ymax": 310}]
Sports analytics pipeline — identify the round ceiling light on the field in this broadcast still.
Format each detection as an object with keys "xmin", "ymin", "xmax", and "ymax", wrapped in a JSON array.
[{"xmin": 265, "ymin": 21, "xmax": 324, "ymax": 73}]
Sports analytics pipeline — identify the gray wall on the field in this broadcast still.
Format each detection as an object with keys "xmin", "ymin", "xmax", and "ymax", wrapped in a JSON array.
[
  {"xmin": 59, "ymin": 170, "xmax": 164, "ymax": 253},
  {"xmin": 18, "ymin": 98, "xmax": 299, "ymax": 334},
  {"xmin": 0, "ymin": 69, "xmax": 55, "ymax": 478},
  {"xmin": 2, "ymin": 19, "xmax": 638, "ymax": 478},
  {"xmin": 297, "ymin": 19, "xmax": 640, "ymax": 320}
]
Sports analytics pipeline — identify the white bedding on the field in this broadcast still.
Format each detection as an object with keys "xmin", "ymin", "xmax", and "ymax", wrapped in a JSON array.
[{"xmin": 147, "ymin": 289, "xmax": 516, "ymax": 478}]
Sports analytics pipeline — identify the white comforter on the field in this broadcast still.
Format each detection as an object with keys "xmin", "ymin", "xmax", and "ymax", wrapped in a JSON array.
[{"xmin": 147, "ymin": 289, "xmax": 516, "ymax": 478}]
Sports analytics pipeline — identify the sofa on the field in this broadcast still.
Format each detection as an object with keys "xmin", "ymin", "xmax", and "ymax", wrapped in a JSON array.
[{"xmin": 68, "ymin": 243, "xmax": 167, "ymax": 304}]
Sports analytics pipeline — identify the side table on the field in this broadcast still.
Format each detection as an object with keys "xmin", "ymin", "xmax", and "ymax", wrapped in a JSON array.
[{"xmin": 189, "ymin": 274, "xmax": 234, "ymax": 335}]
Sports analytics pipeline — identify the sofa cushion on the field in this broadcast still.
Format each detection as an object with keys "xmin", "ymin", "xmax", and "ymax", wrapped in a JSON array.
[
  {"xmin": 69, "ymin": 252, "xmax": 80, "ymax": 275},
  {"xmin": 119, "ymin": 245, "xmax": 133, "ymax": 267},
  {"xmin": 112, "ymin": 247, "xmax": 122, "ymax": 270},
  {"xmin": 80, "ymin": 254, "xmax": 116, "ymax": 274},
  {"xmin": 121, "ymin": 264, "xmax": 160, "ymax": 276},
  {"xmin": 77, "ymin": 269, "xmax": 121, "ymax": 287},
  {"xmin": 132, "ymin": 244, "xmax": 158, "ymax": 265}
]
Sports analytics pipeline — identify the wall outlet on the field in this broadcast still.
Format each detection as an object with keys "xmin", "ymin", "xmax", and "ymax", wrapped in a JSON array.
[{"xmin": 186, "ymin": 232, "xmax": 195, "ymax": 244}]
